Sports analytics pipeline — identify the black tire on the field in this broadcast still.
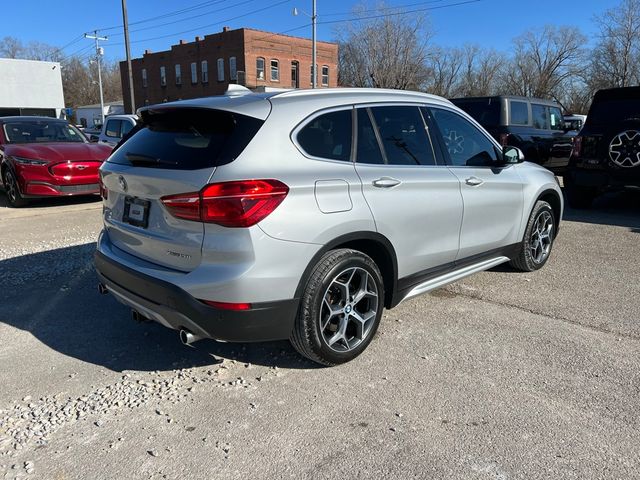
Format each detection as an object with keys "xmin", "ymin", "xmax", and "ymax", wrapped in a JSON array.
[
  {"xmin": 2, "ymin": 168, "xmax": 28, "ymax": 208},
  {"xmin": 565, "ymin": 183, "xmax": 596, "ymax": 209},
  {"xmin": 510, "ymin": 200, "xmax": 556, "ymax": 272},
  {"xmin": 290, "ymin": 249, "xmax": 384, "ymax": 366}
]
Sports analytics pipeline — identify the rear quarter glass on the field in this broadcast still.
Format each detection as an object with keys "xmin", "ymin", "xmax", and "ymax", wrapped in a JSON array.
[
  {"xmin": 107, "ymin": 108, "xmax": 264, "ymax": 170},
  {"xmin": 450, "ymin": 99, "xmax": 501, "ymax": 127}
]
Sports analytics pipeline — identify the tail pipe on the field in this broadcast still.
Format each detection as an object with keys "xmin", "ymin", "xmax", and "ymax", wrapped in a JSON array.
[{"xmin": 180, "ymin": 329, "xmax": 204, "ymax": 346}]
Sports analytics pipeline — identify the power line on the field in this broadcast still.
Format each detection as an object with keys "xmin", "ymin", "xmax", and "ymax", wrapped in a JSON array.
[
  {"xmin": 109, "ymin": 0, "xmax": 291, "ymax": 46},
  {"xmin": 106, "ymin": 0, "xmax": 262, "ymax": 39},
  {"xmin": 97, "ymin": 0, "xmax": 232, "ymax": 32},
  {"xmin": 56, "ymin": 34, "xmax": 86, "ymax": 52},
  {"xmin": 317, "ymin": 0, "xmax": 482, "ymax": 25},
  {"xmin": 321, "ymin": 0, "xmax": 451, "ymax": 17}
]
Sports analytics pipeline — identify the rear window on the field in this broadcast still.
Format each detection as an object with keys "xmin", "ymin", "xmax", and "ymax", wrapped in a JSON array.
[
  {"xmin": 108, "ymin": 108, "xmax": 263, "ymax": 170},
  {"xmin": 587, "ymin": 98, "xmax": 640, "ymax": 126},
  {"xmin": 450, "ymin": 99, "xmax": 500, "ymax": 127}
]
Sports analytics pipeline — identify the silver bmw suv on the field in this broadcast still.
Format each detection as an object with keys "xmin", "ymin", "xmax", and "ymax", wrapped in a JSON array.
[{"xmin": 95, "ymin": 86, "xmax": 562, "ymax": 366}]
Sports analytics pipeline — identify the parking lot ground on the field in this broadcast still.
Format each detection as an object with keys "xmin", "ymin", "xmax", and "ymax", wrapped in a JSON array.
[{"xmin": 0, "ymin": 191, "xmax": 638, "ymax": 479}]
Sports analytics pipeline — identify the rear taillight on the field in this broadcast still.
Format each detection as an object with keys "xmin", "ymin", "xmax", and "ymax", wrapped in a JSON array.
[
  {"xmin": 499, "ymin": 133, "xmax": 510, "ymax": 147},
  {"xmin": 99, "ymin": 175, "xmax": 108, "ymax": 200},
  {"xmin": 572, "ymin": 136, "xmax": 582, "ymax": 158},
  {"xmin": 161, "ymin": 179, "xmax": 289, "ymax": 227}
]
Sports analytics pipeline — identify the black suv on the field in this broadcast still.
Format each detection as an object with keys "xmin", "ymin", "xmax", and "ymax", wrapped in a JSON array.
[
  {"xmin": 450, "ymin": 95, "xmax": 573, "ymax": 173},
  {"xmin": 565, "ymin": 87, "xmax": 640, "ymax": 208}
]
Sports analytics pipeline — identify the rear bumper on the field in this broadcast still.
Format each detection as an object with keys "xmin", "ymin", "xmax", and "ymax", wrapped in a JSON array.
[{"xmin": 95, "ymin": 251, "xmax": 299, "ymax": 343}]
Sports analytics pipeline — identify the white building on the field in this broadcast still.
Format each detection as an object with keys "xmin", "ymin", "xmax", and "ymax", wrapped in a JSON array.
[
  {"xmin": 0, "ymin": 58, "xmax": 65, "ymax": 118},
  {"xmin": 75, "ymin": 101, "xmax": 124, "ymax": 128}
]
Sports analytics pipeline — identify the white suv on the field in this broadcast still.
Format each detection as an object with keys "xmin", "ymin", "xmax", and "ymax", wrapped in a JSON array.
[{"xmin": 95, "ymin": 87, "xmax": 562, "ymax": 365}]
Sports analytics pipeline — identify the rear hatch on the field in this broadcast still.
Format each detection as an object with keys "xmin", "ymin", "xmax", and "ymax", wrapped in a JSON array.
[
  {"xmin": 100, "ymin": 106, "xmax": 265, "ymax": 271},
  {"xmin": 578, "ymin": 88, "xmax": 640, "ymax": 171}
]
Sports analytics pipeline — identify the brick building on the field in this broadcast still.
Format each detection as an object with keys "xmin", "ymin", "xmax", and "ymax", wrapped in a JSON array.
[{"xmin": 120, "ymin": 27, "xmax": 339, "ymax": 112}]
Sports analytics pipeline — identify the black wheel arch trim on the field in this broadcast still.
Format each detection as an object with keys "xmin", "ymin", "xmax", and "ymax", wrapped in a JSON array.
[
  {"xmin": 535, "ymin": 188, "xmax": 562, "ymax": 235},
  {"xmin": 293, "ymin": 231, "xmax": 399, "ymax": 310}
]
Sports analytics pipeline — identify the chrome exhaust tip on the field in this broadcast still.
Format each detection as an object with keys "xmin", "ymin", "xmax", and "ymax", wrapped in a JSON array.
[
  {"xmin": 98, "ymin": 283, "xmax": 109, "ymax": 295},
  {"xmin": 179, "ymin": 329, "xmax": 204, "ymax": 346}
]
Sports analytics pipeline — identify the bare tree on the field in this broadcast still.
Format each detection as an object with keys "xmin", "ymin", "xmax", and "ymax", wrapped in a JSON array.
[
  {"xmin": 452, "ymin": 45, "xmax": 505, "ymax": 97},
  {"xmin": 501, "ymin": 25, "xmax": 586, "ymax": 99},
  {"xmin": 0, "ymin": 36, "xmax": 26, "ymax": 58},
  {"xmin": 337, "ymin": 3, "xmax": 432, "ymax": 90},
  {"xmin": 590, "ymin": 0, "xmax": 640, "ymax": 89},
  {"xmin": 423, "ymin": 46, "xmax": 464, "ymax": 97}
]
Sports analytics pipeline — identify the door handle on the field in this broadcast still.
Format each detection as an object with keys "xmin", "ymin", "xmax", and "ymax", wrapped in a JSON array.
[
  {"xmin": 465, "ymin": 176, "xmax": 484, "ymax": 186},
  {"xmin": 372, "ymin": 177, "xmax": 401, "ymax": 188}
]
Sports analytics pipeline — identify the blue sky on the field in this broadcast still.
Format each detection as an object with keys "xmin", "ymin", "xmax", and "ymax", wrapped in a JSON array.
[{"xmin": 5, "ymin": 0, "xmax": 609, "ymax": 62}]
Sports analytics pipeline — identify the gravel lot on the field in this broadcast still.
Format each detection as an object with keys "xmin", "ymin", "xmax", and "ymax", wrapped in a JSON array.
[{"xmin": 0, "ymin": 191, "xmax": 638, "ymax": 479}]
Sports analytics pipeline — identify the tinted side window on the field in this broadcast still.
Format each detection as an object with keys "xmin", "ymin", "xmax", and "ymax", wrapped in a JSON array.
[
  {"xmin": 356, "ymin": 108, "xmax": 384, "ymax": 165},
  {"xmin": 532, "ymin": 104, "xmax": 548, "ymax": 129},
  {"xmin": 122, "ymin": 120, "xmax": 135, "ymax": 136},
  {"xmin": 370, "ymin": 106, "xmax": 435, "ymax": 166},
  {"xmin": 297, "ymin": 110, "xmax": 352, "ymax": 161},
  {"xmin": 430, "ymin": 108, "xmax": 499, "ymax": 167},
  {"xmin": 549, "ymin": 107, "xmax": 563, "ymax": 131},
  {"xmin": 451, "ymin": 99, "xmax": 501, "ymax": 127},
  {"xmin": 105, "ymin": 120, "xmax": 122, "ymax": 138},
  {"xmin": 510, "ymin": 101, "xmax": 529, "ymax": 125}
]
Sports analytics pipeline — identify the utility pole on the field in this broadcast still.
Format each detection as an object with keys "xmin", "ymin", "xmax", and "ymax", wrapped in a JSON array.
[
  {"xmin": 293, "ymin": 1, "xmax": 318, "ymax": 89},
  {"xmin": 312, "ymin": 0, "xmax": 317, "ymax": 89},
  {"xmin": 84, "ymin": 31, "xmax": 108, "ymax": 125},
  {"xmin": 121, "ymin": 0, "xmax": 135, "ymax": 113}
]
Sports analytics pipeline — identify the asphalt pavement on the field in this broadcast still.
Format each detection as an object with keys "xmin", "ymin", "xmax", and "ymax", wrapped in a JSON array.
[{"xmin": 0, "ymin": 191, "xmax": 638, "ymax": 479}]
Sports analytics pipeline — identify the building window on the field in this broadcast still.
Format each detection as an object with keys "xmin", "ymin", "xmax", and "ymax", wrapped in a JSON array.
[
  {"xmin": 142, "ymin": 68, "xmax": 148, "ymax": 87},
  {"xmin": 256, "ymin": 57, "xmax": 265, "ymax": 80},
  {"xmin": 270, "ymin": 59, "xmax": 279, "ymax": 82},
  {"xmin": 217, "ymin": 58, "xmax": 224, "ymax": 82},
  {"xmin": 191, "ymin": 62, "xmax": 197, "ymax": 84},
  {"xmin": 321, "ymin": 65, "xmax": 329, "ymax": 86},
  {"xmin": 229, "ymin": 57, "xmax": 237, "ymax": 82},
  {"xmin": 202, "ymin": 60, "xmax": 208, "ymax": 83},
  {"xmin": 175, "ymin": 64, "xmax": 181, "ymax": 85},
  {"xmin": 291, "ymin": 61, "xmax": 299, "ymax": 88},
  {"xmin": 310, "ymin": 64, "xmax": 317, "ymax": 86},
  {"xmin": 160, "ymin": 66, "xmax": 166, "ymax": 87}
]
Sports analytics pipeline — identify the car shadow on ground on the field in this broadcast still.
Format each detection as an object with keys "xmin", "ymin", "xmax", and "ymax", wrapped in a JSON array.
[
  {"xmin": 0, "ymin": 244, "xmax": 318, "ymax": 372},
  {"xmin": 0, "ymin": 189, "xmax": 102, "ymax": 209},
  {"xmin": 561, "ymin": 189, "xmax": 640, "ymax": 230}
]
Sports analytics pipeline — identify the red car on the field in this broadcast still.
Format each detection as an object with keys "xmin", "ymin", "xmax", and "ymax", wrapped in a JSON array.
[{"xmin": 0, "ymin": 116, "xmax": 112, "ymax": 207}]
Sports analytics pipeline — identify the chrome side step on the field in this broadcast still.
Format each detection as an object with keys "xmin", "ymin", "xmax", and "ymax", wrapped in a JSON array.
[{"xmin": 400, "ymin": 256, "xmax": 510, "ymax": 304}]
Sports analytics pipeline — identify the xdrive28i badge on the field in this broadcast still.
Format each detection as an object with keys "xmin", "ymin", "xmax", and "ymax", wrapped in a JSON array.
[{"xmin": 118, "ymin": 175, "xmax": 128, "ymax": 192}]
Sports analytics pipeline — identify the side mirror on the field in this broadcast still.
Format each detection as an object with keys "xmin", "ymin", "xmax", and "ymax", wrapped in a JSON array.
[{"xmin": 502, "ymin": 146, "xmax": 525, "ymax": 164}]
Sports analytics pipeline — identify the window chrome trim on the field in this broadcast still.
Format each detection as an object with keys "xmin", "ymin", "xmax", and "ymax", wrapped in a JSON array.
[{"xmin": 290, "ymin": 105, "xmax": 355, "ymax": 164}]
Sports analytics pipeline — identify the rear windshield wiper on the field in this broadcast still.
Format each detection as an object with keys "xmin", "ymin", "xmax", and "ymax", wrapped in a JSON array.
[{"xmin": 125, "ymin": 152, "xmax": 178, "ymax": 166}]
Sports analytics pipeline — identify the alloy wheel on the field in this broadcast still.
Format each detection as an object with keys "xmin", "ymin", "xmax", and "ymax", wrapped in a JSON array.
[
  {"xmin": 530, "ymin": 211, "xmax": 553, "ymax": 264},
  {"xmin": 320, "ymin": 267, "xmax": 379, "ymax": 353},
  {"xmin": 4, "ymin": 171, "xmax": 17, "ymax": 203}
]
